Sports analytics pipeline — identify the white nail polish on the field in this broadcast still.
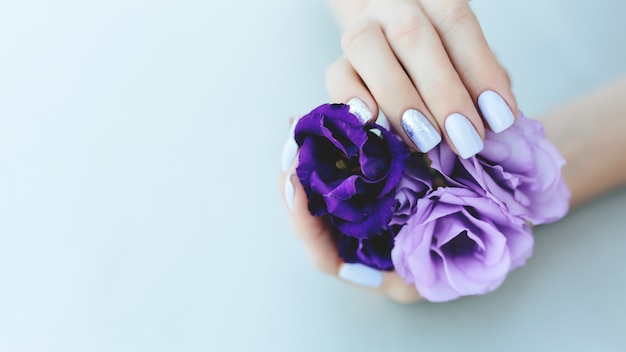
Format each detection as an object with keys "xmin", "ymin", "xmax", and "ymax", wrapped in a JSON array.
[
  {"xmin": 281, "ymin": 120, "xmax": 298, "ymax": 172},
  {"xmin": 347, "ymin": 98, "xmax": 373, "ymax": 124},
  {"xmin": 338, "ymin": 263, "xmax": 383, "ymax": 288},
  {"xmin": 401, "ymin": 109, "xmax": 442, "ymax": 152},
  {"xmin": 478, "ymin": 90, "xmax": 515, "ymax": 133},
  {"xmin": 445, "ymin": 113, "xmax": 484, "ymax": 159},
  {"xmin": 285, "ymin": 174, "xmax": 295, "ymax": 210}
]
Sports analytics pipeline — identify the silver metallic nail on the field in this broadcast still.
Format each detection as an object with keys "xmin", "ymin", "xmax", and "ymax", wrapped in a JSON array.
[
  {"xmin": 347, "ymin": 98, "xmax": 373, "ymax": 124},
  {"xmin": 401, "ymin": 109, "xmax": 442, "ymax": 152},
  {"xmin": 445, "ymin": 113, "xmax": 484, "ymax": 159}
]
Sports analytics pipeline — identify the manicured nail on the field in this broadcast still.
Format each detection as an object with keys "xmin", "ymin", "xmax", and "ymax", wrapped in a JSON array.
[
  {"xmin": 347, "ymin": 98, "xmax": 373, "ymax": 124},
  {"xmin": 285, "ymin": 173, "xmax": 295, "ymax": 210},
  {"xmin": 445, "ymin": 113, "xmax": 484, "ymax": 159},
  {"xmin": 281, "ymin": 119, "xmax": 298, "ymax": 172},
  {"xmin": 401, "ymin": 109, "xmax": 442, "ymax": 152},
  {"xmin": 376, "ymin": 111, "xmax": 390, "ymax": 130},
  {"xmin": 338, "ymin": 263, "xmax": 383, "ymax": 288},
  {"xmin": 478, "ymin": 90, "xmax": 515, "ymax": 133}
]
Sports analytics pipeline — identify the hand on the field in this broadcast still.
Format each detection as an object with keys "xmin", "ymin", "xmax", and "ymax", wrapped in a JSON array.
[
  {"xmin": 327, "ymin": 0, "xmax": 517, "ymax": 158},
  {"xmin": 279, "ymin": 119, "xmax": 423, "ymax": 303}
]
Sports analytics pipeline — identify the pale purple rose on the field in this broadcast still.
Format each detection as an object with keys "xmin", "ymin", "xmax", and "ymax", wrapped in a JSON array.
[
  {"xmin": 391, "ymin": 187, "xmax": 534, "ymax": 302},
  {"xmin": 428, "ymin": 113, "xmax": 570, "ymax": 225},
  {"xmin": 390, "ymin": 155, "xmax": 433, "ymax": 226}
]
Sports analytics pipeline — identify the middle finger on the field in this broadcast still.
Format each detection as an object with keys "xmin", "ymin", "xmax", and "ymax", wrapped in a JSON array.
[{"xmin": 382, "ymin": 5, "xmax": 485, "ymax": 159}]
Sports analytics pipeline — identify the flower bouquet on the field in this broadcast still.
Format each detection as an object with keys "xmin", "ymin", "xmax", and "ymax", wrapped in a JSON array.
[{"xmin": 293, "ymin": 103, "xmax": 570, "ymax": 302}]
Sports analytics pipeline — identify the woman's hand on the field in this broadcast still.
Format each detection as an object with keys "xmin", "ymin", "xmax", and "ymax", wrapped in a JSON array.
[{"xmin": 327, "ymin": 0, "xmax": 517, "ymax": 158}]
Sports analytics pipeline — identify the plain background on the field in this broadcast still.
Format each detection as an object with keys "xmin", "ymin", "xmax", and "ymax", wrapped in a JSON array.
[{"xmin": 1, "ymin": 0, "xmax": 626, "ymax": 351}]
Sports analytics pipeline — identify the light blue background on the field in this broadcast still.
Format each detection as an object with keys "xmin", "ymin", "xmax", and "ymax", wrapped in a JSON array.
[{"xmin": 1, "ymin": 0, "xmax": 625, "ymax": 351}]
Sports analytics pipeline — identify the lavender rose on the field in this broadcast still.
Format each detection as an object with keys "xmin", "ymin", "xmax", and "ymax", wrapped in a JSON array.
[
  {"xmin": 295, "ymin": 103, "xmax": 409, "ymax": 238},
  {"xmin": 428, "ymin": 113, "xmax": 570, "ymax": 225},
  {"xmin": 392, "ymin": 187, "xmax": 534, "ymax": 302},
  {"xmin": 390, "ymin": 155, "xmax": 433, "ymax": 227}
]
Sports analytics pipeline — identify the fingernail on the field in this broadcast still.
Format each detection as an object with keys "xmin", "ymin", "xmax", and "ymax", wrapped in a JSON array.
[
  {"xmin": 376, "ymin": 111, "xmax": 390, "ymax": 130},
  {"xmin": 281, "ymin": 119, "xmax": 298, "ymax": 172},
  {"xmin": 478, "ymin": 90, "xmax": 515, "ymax": 133},
  {"xmin": 347, "ymin": 98, "xmax": 373, "ymax": 124},
  {"xmin": 401, "ymin": 109, "xmax": 442, "ymax": 152},
  {"xmin": 445, "ymin": 113, "xmax": 484, "ymax": 159},
  {"xmin": 338, "ymin": 263, "xmax": 383, "ymax": 288},
  {"xmin": 285, "ymin": 173, "xmax": 295, "ymax": 210}
]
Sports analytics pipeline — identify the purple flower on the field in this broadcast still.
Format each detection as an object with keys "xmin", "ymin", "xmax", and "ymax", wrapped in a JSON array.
[
  {"xmin": 295, "ymin": 103, "xmax": 409, "ymax": 238},
  {"xmin": 391, "ymin": 187, "xmax": 534, "ymax": 302},
  {"xmin": 390, "ymin": 155, "xmax": 433, "ymax": 226},
  {"xmin": 336, "ymin": 155, "xmax": 432, "ymax": 270},
  {"xmin": 337, "ymin": 226, "xmax": 399, "ymax": 271},
  {"xmin": 428, "ymin": 113, "xmax": 570, "ymax": 225}
]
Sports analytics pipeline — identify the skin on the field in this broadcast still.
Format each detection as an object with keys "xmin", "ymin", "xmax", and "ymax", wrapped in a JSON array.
[
  {"xmin": 541, "ymin": 77, "xmax": 626, "ymax": 207},
  {"xmin": 326, "ymin": 0, "xmax": 517, "ymax": 156},
  {"xmin": 279, "ymin": 0, "xmax": 626, "ymax": 303}
]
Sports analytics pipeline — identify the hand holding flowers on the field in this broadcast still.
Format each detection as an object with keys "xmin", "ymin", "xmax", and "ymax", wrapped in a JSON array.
[{"xmin": 281, "ymin": 102, "xmax": 570, "ymax": 302}]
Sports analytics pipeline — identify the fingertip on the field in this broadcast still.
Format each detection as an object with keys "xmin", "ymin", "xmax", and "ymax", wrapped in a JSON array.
[
  {"xmin": 338, "ymin": 263, "xmax": 384, "ymax": 288},
  {"xmin": 325, "ymin": 57, "xmax": 379, "ymax": 123},
  {"xmin": 401, "ymin": 109, "xmax": 442, "ymax": 153},
  {"xmin": 310, "ymin": 253, "xmax": 342, "ymax": 276},
  {"xmin": 444, "ymin": 112, "xmax": 484, "ymax": 159},
  {"xmin": 347, "ymin": 97, "xmax": 376, "ymax": 124},
  {"xmin": 381, "ymin": 271, "xmax": 424, "ymax": 304},
  {"xmin": 502, "ymin": 70, "xmax": 519, "ymax": 117},
  {"xmin": 375, "ymin": 110, "xmax": 391, "ymax": 130},
  {"xmin": 478, "ymin": 90, "xmax": 516, "ymax": 133}
]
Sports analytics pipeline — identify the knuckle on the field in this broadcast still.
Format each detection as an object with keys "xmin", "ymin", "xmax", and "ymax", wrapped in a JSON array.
[
  {"xmin": 385, "ymin": 11, "xmax": 431, "ymax": 44},
  {"xmin": 421, "ymin": 74, "xmax": 460, "ymax": 99},
  {"xmin": 456, "ymin": 58, "xmax": 484, "ymax": 79},
  {"xmin": 341, "ymin": 19, "xmax": 379, "ymax": 52},
  {"xmin": 437, "ymin": 2, "xmax": 474, "ymax": 35}
]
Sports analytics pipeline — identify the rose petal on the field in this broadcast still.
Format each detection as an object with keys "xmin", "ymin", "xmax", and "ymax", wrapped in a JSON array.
[
  {"xmin": 427, "ymin": 113, "xmax": 570, "ymax": 225},
  {"xmin": 392, "ymin": 187, "xmax": 534, "ymax": 302}
]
